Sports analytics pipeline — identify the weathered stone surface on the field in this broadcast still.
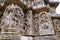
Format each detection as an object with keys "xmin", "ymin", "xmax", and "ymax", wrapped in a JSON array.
[
  {"xmin": 34, "ymin": 36, "xmax": 58, "ymax": 40},
  {"xmin": 0, "ymin": 35, "xmax": 33, "ymax": 40},
  {"xmin": 39, "ymin": 12, "xmax": 54, "ymax": 35},
  {"xmin": 0, "ymin": 0, "xmax": 60, "ymax": 40},
  {"xmin": 0, "ymin": 0, "xmax": 6, "ymax": 7},
  {"xmin": 52, "ymin": 15, "xmax": 60, "ymax": 36},
  {"xmin": 21, "ymin": 36, "xmax": 33, "ymax": 40},
  {"xmin": 53, "ymin": 18, "xmax": 60, "ymax": 32},
  {"xmin": 24, "ymin": 10, "xmax": 40, "ymax": 36},
  {"xmin": 24, "ymin": 10, "xmax": 34, "ymax": 35},
  {"xmin": 0, "ymin": 4, "xmax": 25, "ymax": 36}
]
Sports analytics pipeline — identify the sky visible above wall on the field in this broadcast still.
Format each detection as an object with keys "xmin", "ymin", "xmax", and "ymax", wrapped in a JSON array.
[
  {"xmin": 56, "ymin": 3, "xmax": 60, "ymax": 14},
  {"xmin": 49, "ymin": 0, "xmax": 60, "ymax": 2}
]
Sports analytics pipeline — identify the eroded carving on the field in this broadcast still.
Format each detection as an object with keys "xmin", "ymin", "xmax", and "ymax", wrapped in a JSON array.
[
  {"xmin": 24, "ymin": 10, "xmax": 34, "ymax": 35},
  {"xmin": 0, "ymin": 0, "xmax": 6, "ymax": 6},
  {"xmin": 0, "ymin": 4, "xmax": 24, "ymax": 39},
  {"xmin": 33, "ymin": 14, "xmax": 39, "ymax": 35},
  {"xmin": 53, "ymin": 19, "xmax": 60, "ymax": 31},
  {"xmin": 39, "ymin": 12, "xmax": 54, "ymax": 35}
]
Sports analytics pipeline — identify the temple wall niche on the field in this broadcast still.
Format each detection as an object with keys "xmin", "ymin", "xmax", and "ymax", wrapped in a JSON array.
[{"xmin": 24, "ymin": 10, "xmax": 34, "ymax": 35}]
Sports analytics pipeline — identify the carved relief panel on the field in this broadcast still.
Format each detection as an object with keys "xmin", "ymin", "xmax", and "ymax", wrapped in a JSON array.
[
  {"xmin": 24, "ymin": 10, "xmax": 34, "ymax": 35},
  {"xmin": 52, "ymin": 17, "xmax": 60, "ymax": 36},
  {"xmin": 0, "ymin": 4, "xmax": 24, "ymax": 39},
  {"xmin": 39, "ymin": 12, "xmax": 54, "ymax": 35},
  {"xmin": 33, "ymin": 13, "xmax": 39, "ymax": 35},
  {"xmin": 53, "ymin": 18, "xmax": 60, "ymax": 32}
]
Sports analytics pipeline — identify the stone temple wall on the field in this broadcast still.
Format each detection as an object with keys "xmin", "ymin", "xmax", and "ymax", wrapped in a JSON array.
[{"xmin": 0, "ymin": 0, "xmax": 60, "ymax": 40}]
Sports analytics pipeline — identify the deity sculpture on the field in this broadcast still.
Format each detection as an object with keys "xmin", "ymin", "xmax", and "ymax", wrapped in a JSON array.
[{"xmin": 0, "ymin": 4, "xmax": 24, "ymax": 39}]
